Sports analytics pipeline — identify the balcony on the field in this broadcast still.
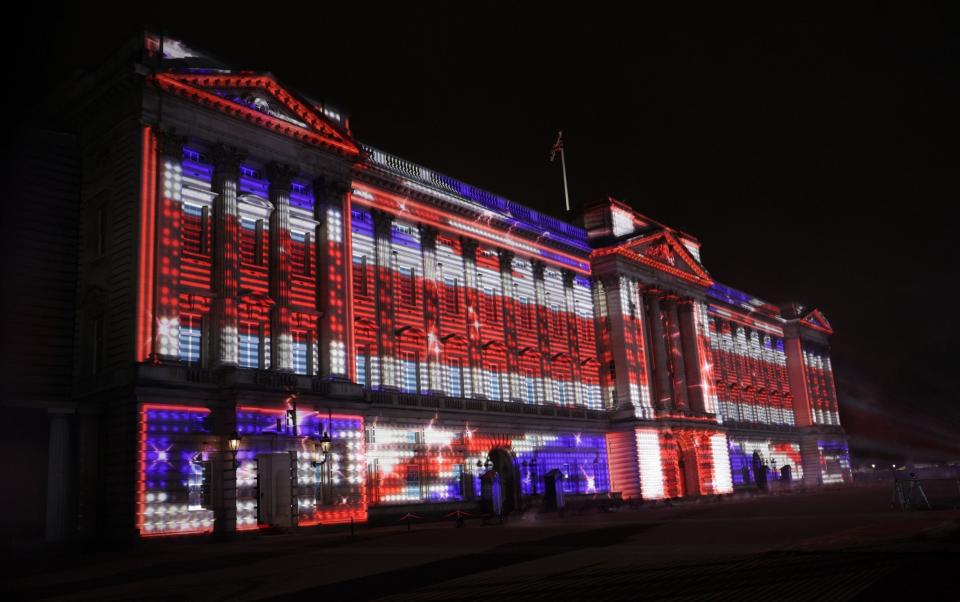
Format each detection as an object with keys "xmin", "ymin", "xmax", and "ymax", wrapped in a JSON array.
[{"xmin": 363, "ymin": 389, "xmax": 608, "ymax": 421}]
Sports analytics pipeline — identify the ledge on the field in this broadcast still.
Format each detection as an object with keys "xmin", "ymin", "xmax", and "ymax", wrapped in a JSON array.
[{"xmin": 364, "ymin": 390, "xmax": 609, "ymax": 421}]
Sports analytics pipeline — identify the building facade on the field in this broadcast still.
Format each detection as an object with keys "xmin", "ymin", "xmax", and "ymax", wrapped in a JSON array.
[{"xmin": 7, "ymin": 34, "xmax": 850, "ymax": 542}]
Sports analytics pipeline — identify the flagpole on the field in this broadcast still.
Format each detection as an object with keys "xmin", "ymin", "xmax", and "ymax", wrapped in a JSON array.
[{"xmin": 560, "ymin": 144, "xmax": 571, "ymax": 212}]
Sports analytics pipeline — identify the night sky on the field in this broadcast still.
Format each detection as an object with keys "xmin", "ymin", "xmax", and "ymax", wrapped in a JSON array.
[{"xmin": 6, "ymin": 4, "xmax": 959, "ymax": 460}]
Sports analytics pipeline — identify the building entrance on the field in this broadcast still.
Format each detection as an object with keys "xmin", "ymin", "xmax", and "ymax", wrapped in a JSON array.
[{"xmin": 488, "ymin": 448, "xmax": 520, "ymax": 513}]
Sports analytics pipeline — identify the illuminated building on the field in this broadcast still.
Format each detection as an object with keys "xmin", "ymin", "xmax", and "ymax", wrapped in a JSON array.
[{"xmin": 15, "ymin": 33, "xmax": 849, "ymax": 541}]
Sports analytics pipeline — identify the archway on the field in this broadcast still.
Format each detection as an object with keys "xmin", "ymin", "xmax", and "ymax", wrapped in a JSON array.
[
  {"xmin": 676, "ymin": 440, "xmax": 701, "ymax": 498},
  {"xmin": 488, "ymin": 447, "xmax": 520, "ymax": 513}
]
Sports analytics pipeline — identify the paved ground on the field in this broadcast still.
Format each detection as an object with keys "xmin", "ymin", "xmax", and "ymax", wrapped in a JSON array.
[{"xmin": 6, "ymin": 483, "xmax": 960, "ymax": 600}]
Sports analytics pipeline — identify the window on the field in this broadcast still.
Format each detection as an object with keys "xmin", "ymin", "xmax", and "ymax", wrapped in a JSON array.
[
  {"xmin": 405, "ymin": 464, "xmax": 421, "ymax": 500},
  {"xmin": 483, "ymin": 287, "xmax": 498, "ymax": 322},
  {"xmin": 487, "ymin": 365, "xmax": 502, "ymax": 401},
  {"xmin": 401, "ymin": 352, "xmax": 420, "ymax": 393},
  {"xmin": 519, "ymin": 296, "xmax": 533, "ymax": 329},
  {"xmin": 453, "ymin": 463, "xmax": 464, "ymax": 497},
  {"xmin": 443, "ymin": 277, "xmax": 460, "ymax": 314},
  {"xmin": 290, "ymin": 230, "xmax": 309, "ymax": 276},
  {"xmin": 188, "ymin": 459, "xmax": 211, "ymax": 511},
  {"xmin": 550, "ymin": 303, "xmax": 563, "ymax": 336},
  {"xmin": 292, "ymin": 332, "xmax": 309, "ymax": 375},
  {"xmin": 447, "ymin": 360, "xmax": 463, "ymax": 397},
  {"xmin": 524, "ymin": 370, "xmax": 538, "ymax": 403},
  {"xmin": 398, "ymin": 266, "xmax": 416, "ymax": 306},
  {"xmin": 182, "ymin": 203, "xmax": 204, "ymax": 254},
  {"xmin": 239, "ymin": 325, "xmax": 261, "ymax": 368},
  {"xmin": 355, "ymin": 345, "xmax": 371, "ymax": 387},
  {"xmin": 582, "ymin": 383, "xmax": 599, "ymax": 408},
  {"xmin": 353, "ymin": 255, "xmax": 369, "ymax": 297},
  {"xmin": 554, "ymin": 379, "xmax": 574, "ymax": 405},
  {"xmin": 180, "ymin": 315, "xmax": 202, "ymax": 364},
  {"xmin": 240, "ymin": 217, "xmax": 259, "ymax": 264}
]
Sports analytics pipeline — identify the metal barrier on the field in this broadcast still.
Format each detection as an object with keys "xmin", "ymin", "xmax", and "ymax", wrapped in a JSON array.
[{"xmin": 892, "ymin": 477, "xmax": 960, "ymax": 510}]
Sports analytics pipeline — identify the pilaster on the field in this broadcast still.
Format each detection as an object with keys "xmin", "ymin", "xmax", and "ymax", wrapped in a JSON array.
[
  {"xmin": 420, "ymin": 225, "xmax": 442, "ymax": 393},
  {"xmin": 372, "ymin": 209, "xmax": 397, "ymax": 388},
  {"xmin": 531, "ymin": 260, "xmax": 554, "ymax": 401},
  {"xmin": 45, "ymin": 408, "xmax": 73, "ymax": 541},
  {"xmin": 268, "ymin": 162, "xmax": 297, "ymax": 372},
  {"xmin": 499, "ymin": 250, "xmax": 521, "ymax": 401},
  {"xmin": 562, "ymin": 269, "xmax": 584, "ymax": 405},
  {"xmin": 314, "ymin": 177, "xmax": 355, "ymax": 381},
  {"xmin": 209, "ymin": 144, "xmax": 246, "ymax": 368},
  {"xmin": 461, "ymin": 238, "xmax": 482, "ymax": 397},
  {"xmin": 152, "ymin": 129, "xmax": 186, "ymax": 361}
]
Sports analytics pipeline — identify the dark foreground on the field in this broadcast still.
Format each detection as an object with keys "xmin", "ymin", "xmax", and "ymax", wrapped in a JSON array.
[{"xmin": 6, "ymin": 483, "xmax": 959, "ymax": 600}]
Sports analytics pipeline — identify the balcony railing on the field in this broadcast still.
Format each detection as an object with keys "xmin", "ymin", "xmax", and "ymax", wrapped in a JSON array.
[
  {"xmin": 137, "ymin": 363, "xmax": 609, "ymax": 420},
  {"xmin": 363, "ymin": 389, "xmax": 608, "ymax": 420},
  {"xmin": 361, "ymin": 144, "xmax": 591, "ymax": 253}
]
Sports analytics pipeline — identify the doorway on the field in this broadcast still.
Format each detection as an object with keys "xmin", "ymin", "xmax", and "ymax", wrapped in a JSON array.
[
  {"xmin": 676, "ymin": 441, "xmax": 701, "ymax": 498},
  {"xmin": 487, "ymin": 447, "xmax": 520, "ymax": 513}
]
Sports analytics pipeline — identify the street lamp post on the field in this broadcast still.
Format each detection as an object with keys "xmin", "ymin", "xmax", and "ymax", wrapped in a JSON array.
[
  {"xmin": 227, "ymin": 431, "xmax": 241, "ymax": 469},
  {"xmin": 312, "ymin": 430, "xmax": 333, "ymax": 505}
]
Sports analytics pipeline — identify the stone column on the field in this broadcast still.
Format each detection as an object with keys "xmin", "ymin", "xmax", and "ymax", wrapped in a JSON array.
[
  {"xmin": 372, "ymin": 209, "xmax": 397, "ymax": 388},
  {"xmin": 532, "ymin": 260, "xmax": 553, "ymax": 401},
  {"xmin": 824, "ymin": 353, "xmax": 840, "ymax": 425},
  {"xmin": 153, "ymin": 130, "xmax": 186, "ymax": 361},
  {"xmin": 663, "ymin": 296, "xmax": 690, "ymax": 412},
  {"xmin": 461, "ymin": 238, "xmax": 483, "ymax": 397},
  {"xmin": 209, "ymin": 145, "xmax": 246, "ymax": 368},
  {"xmin": 212, "ymin": 399, "xmax": 238, "ymax": 539},
  {"xmin": 45, "ymin": 408, "xmax": 73, "ymax": 541},
  {"xmin": 498, "ymin": 250, "xmax": 521, "ymax": 401},
  {"xmin": 420, "ymin": 225, "xmax": 442, "ymax": 393},
  {"xmin": 783, "ymin": 336, "xmax": 813, "ymax": 427},
  {"xmin": 268, "ymin": 162, "xmax": 297, "ymax": 372},
  {"xmin": 562, "ymin": 270, "xmax": 584, "ymax": 405},
  {"xmin": 678, "ymin": 300, "xmax": 707, "ymax": 414},
  {"xmin": 314, "ymin": 178, "xmax": 355, "ymax": 380},
  {"xmin": 644, "ymin": 290, "xmax": 673, "ymax": 412}
]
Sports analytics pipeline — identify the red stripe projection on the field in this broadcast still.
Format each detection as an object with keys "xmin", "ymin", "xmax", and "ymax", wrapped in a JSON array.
[
  {"xmin": 136, "ymin": 126, "xmax": 158, "ymax": 362},
  {"xmin": 151, "ymin": 73, "xmax": 359, "ymax": 156}
]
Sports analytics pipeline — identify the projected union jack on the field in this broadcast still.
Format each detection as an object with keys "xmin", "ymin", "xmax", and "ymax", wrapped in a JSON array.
[{"xmin": 58, "ymin": 33, "xmax": 852, "ymax": 539}]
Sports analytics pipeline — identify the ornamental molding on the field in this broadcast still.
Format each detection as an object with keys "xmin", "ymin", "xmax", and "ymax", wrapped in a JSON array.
[{"xmin": 150, "ymin": 72, "xmax": 359, "ymax": 157}]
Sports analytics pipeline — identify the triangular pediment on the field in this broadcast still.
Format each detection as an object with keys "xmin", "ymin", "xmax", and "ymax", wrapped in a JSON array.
[
  {"xmin": 622, "ymin": 230, "xmax": 712, "ymax": 285},
  {"xmin": 800, "ymin": 308, "xmax": 833, "ymax": 334},
  {"xmin": 151, "ymin": 72, "xmax": 358, "ymax": 156}
]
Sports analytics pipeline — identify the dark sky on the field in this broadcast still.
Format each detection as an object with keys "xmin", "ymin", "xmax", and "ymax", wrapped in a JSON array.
[{"xmin": 7, "ymin": 3, "xmax": 959, "ymax": 458}]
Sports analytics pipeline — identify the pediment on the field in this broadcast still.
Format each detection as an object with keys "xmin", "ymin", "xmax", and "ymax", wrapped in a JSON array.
[
  {"xmin": 151, "ymin": 72, "xmax": 358, "ymax": 156},
  {"xmin": 622, "ymin": 230, "xmax": 711, "ymax": 285},
  {"xmin": 800, "ymin": 308, "xmax": 833, "ymax": 334}
]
